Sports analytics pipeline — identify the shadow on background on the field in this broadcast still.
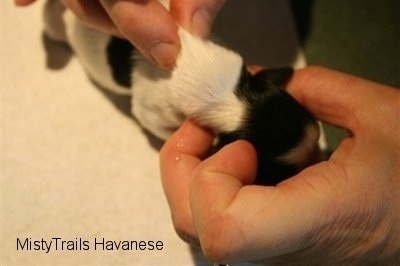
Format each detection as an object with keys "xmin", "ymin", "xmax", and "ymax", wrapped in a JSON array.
[{"xmin": 42, "ymin": 33, "xmax": 72, "ymax": 70}]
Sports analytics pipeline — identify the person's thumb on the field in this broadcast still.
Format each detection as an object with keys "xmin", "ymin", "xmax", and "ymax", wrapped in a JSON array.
[{"xmin": 170, "ymin": 0, "xmax": 226, "ymax": 38}]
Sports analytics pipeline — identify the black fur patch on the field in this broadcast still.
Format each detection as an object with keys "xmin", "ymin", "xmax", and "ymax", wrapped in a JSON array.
[
  {"xmin": 106, "ymin": 37, "xmax": 135, "ymax": 88},
  {"xmin": 220, "ymin": 67, "xmax": 317, "ymax": 185}
]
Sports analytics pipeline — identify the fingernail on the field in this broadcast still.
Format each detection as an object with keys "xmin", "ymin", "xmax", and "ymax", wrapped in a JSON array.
[
  {"xmin": 150, "ymin": 42, "xmax": 180, "ymax": 70},
  {"xmin": 191, "ymin": 7, "xmax": 212, "ymax": 38}
]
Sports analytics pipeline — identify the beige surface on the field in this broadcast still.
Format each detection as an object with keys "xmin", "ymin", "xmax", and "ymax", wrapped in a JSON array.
[{"xmin": 1, "ymin": 1, "xmax": 303, "ymax": 265}]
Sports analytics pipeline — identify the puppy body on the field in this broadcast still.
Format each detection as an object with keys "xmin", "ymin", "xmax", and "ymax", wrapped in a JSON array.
[
  {"xmin": 47, "ymin": 3, "xmax": 320, "ymax": 185},
  {"xmin": 64, "ymin": 11, "xmax": 245, "ymax": 139}
]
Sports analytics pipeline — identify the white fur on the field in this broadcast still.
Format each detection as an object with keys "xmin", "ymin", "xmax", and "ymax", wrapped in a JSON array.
[
  {"xmin": 172, "ymin": 30, "xmax": 245, "ymax": 132},
  {"xmin": 64, "ymin": 11, "xmax": 245, "ymax": 140},
  {"xmin": 64, "ymin": 12, "xmax": 132, "ymax": 95},
  {"xmin": 279, "ymin": 123, "xmax": 320, "ymax": 166}
]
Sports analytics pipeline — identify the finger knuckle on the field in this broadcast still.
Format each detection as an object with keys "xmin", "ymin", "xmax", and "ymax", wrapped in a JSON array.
[
  {"xmin": 172, "ymin": 212, "xmax": 199, "ymax": 246},
  {"xmin": 199, "ymin": 215, "xmax": 235, "ymax": 262}
]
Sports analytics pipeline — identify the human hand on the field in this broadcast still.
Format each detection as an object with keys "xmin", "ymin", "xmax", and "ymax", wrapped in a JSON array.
[
  {"xmin": 15, "ymin": 0, "xmax": 226, "ymax": 69},
  {"xmin": 160, "ymin": 66, "xmax": 400, "ymax": 264}
]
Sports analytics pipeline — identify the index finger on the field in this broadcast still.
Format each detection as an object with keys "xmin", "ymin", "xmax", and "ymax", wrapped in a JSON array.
[
  {"xmin": 286, "ymin": 66, "xmax": 399, "ymax": 133},
  {"xmin": 159, "ymin": 120, "xmax": 214, "ymax": 243},
  {"xmin": 100, "ymin": 0, "xmax": 180, "ymax": 69}
]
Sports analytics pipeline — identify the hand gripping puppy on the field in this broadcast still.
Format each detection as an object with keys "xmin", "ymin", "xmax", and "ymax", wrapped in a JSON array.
[{"xmin": 44, "ymin": 0, "xmax": 320, "ymax": 185}]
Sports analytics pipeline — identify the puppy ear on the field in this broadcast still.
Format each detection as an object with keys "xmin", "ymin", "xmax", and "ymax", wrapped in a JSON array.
[{"xmin": 253, "ymin": 67, "xmax": 294, "ymax": 86}]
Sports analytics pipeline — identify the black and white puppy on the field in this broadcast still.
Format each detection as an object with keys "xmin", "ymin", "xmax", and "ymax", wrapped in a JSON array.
[{"xmin": 45, "ymin": 0, "xmax": 320, "ymax": 185}]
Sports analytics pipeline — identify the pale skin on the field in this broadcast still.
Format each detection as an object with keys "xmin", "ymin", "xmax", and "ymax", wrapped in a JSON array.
[
  {"xmin": 15, "ymin": 0, "xmax": 226, "ymax": 69},
  {"xmin": 160, "ymin": 66, "xmax": 400, "ymax": 264}
]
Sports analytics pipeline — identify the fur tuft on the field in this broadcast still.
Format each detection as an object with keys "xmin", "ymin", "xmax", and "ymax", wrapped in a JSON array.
[{"xmin": 170, "ymin": 29, "xmax": 246, "ymax": 133}]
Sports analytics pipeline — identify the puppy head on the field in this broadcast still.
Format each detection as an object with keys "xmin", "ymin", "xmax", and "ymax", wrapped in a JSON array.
[{"xmin": 219, "ymin": 67, "xmax": 319, "ymax": 185}]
